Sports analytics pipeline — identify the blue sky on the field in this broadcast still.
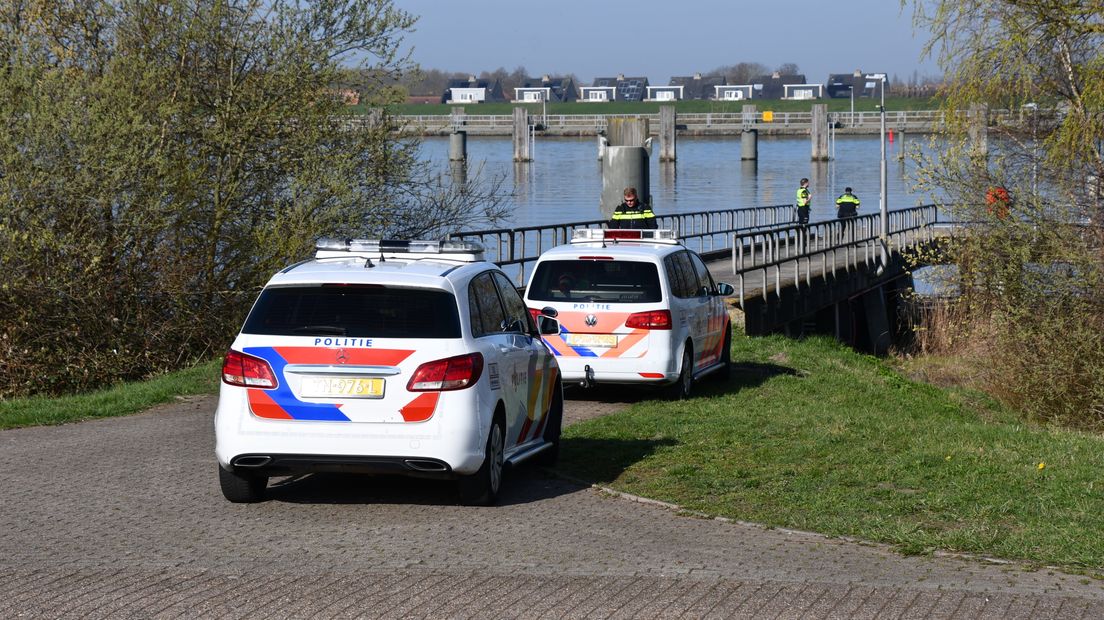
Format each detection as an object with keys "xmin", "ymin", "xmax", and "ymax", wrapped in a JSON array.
[{"xmin": 390, "ymin": 0, "xmax": 942, "ymax": 84}]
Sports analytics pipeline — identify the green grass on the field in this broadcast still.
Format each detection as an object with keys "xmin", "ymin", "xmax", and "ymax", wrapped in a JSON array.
[
  {"xmin": 0, "ymin": 359, "xmax": 220, "ymax": 430},
  {"xmin": 350, "ymin": 97, "xmax": 942, "ymax": 117},
  {"xmin": 560, "ymin": 334, "xmax": 1104, "ymax": 573}
]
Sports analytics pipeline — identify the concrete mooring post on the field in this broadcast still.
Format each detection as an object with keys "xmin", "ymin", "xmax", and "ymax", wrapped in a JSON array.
[
  {"xmin": 741, "ymin": 129, "xmax": 758, "ymax": 160},
  {"xmin": 512, "ymin": 107, "xmax": 531, "ymax": 162},
  {"xmin": 448, "ymin": 130, "xmax": 467, "ymax": 162},
  {"xmin": 811, "ymin": 104, "xmax": 830, "ymax": 161},
  {"xmin": 601, "ymin": 117, "xmax": 651, "ymax": 219},
  {"xmin": 450, "ymin": 106, "xmax": 465, "ymax": 130},
  {"xmin": 659, "ymin": 106, "xmax": 676, "ymax": 162}
]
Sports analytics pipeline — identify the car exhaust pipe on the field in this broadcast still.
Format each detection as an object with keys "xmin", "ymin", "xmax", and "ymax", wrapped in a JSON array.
[
  {"xmin": 404, "ymin": 459, "xmax": 449, "ymax": 472},
  {"xmin": 233, "ymin": 455, "xmax": 272, "ymax": 468}
]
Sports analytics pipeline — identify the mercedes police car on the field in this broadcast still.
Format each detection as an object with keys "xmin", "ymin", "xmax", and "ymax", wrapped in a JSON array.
[
  {"xmin": 215, "ymin": 238, "xmax": 563, "ymax": 505},
  {"xmin": 524, "ymin": 229, "xmax": 734, "ymax": 399}
]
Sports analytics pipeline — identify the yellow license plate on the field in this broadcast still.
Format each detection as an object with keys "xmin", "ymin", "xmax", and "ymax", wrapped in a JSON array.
[
  {"xmin": 301, "ymin": 377, "xmax": 385, "ymax": 399},
  {"xmin": 566, "ymin": 333, "xmax": 618, "ymax": 347}
]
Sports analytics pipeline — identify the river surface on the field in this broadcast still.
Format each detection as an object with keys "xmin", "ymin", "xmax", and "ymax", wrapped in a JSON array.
[{"xmin": 418, "ymin": 134, "xmax": 941, "ymax": 229}]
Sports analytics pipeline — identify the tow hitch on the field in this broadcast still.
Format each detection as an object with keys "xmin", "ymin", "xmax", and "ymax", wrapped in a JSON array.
[{"xmin": 580, "ymin": 364, "xmax": 596, "ymax": 389}]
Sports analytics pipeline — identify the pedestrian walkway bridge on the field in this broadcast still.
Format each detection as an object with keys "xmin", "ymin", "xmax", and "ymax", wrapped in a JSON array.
[{"xmin": 450, "ymin": 203, "xmax": 942, "ymax": 352}]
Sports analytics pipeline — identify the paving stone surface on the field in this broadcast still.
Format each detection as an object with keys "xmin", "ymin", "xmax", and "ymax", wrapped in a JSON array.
[{"xmin": 1, "ymin": 392, "xmax": 1102, "ymax": 618}]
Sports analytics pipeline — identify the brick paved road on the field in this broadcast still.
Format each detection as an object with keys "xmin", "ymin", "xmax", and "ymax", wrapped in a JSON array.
[{"xmin": 1, "ymin": 393, "xmax": 1102, "ymax": 618}]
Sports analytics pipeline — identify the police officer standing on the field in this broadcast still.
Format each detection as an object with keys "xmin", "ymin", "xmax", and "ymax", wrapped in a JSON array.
[
  {"xmin": 795, "ymin": 178, "xmax": 811, "ymax": 227},
  {"xmin": 835, "ymin": 187, "xmax": 860, "ymax": 241},
  {"xmin": 609, "ymin": 187, "xmax": 657, "ymax": 229}
]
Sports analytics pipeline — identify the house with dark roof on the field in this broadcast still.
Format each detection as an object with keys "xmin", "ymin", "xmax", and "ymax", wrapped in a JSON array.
[
  {"xmin": 441, "ymin": 76, "xmax": 507, "ymax": 104},
  {"xmin": 514, "ymin": 75, "xmax": 578, "ymax": 103},
  {"xmin": 826, "ymin": 71, "xmax": 886, "ymax": 99},
  {"xmin": 586, "ymin": 74, "xmax": 650, "ymax": 102},
  {"xmin": 668, "ymin": 73, "xmax": 727, "ymax": 100},
  {"xmin": 749, "ymin": 72, "xmax": 809, "ymax": 99}
]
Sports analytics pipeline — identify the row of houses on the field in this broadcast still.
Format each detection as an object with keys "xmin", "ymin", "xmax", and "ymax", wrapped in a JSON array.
[{"xmin": 440, "ymin": 70, "xmax": 887, "ymax": 104}]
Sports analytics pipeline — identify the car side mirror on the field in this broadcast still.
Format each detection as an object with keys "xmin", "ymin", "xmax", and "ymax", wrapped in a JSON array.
[
  {"xmin": 540, "ymin": 306, "xmax": 558, "ymax": 318},
  {"xmin": 716, "ymin": 282, "xmax": 735, "ymax": 296},
  {"xmin": 537, "ymin": 315, "xmax": 560, "ymax": 335}
]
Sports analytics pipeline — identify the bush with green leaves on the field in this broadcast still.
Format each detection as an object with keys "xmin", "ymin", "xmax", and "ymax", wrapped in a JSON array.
[
  {"xmin": 905, "ymin": 0, "xmax": 1104, "ymax": 428},
  {"xmin": 0, "ymin": 0, "xmax": 506, "ymax": 397}
]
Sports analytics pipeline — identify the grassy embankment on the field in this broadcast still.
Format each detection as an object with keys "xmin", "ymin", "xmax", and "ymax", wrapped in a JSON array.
[
  {"xmin": 353, "ymin": 97, "xmax": 942, "ymax": 117},
  {"xmin": 3, "ymin": 335, "xmax": 1101, "ymax": 574},
  {"xmin": 559, "ymin": 334, "xmax": 1104, "ymax": 574}
]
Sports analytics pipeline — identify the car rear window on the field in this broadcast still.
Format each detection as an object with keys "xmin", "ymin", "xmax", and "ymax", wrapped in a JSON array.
[
  {"xmin": 242, "ymin": 285, "xmax": 461, "ymax": 338},
  {"xmin": 528, "ymin": 259, "xmax": 662, "ymax": 303}
]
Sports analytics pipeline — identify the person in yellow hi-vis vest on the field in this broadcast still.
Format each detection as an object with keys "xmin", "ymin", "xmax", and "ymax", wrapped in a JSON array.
[
  {"xmin": 835, "ymin": 187, "xmax": 860, "ymax": 241},
  {"xmin": 608, "ymin": 187, "xmax": 657, "ymax": 229},
  {"xmin": 795, "ymin": 178, "xmax": 811, "ymax": 227}
]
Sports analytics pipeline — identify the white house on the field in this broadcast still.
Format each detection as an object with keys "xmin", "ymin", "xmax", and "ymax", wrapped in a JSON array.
[
  {"xmin": 579, "ymin": 86, "xmax": 616, "ymax": 102},
  {"xmin": 645, "ymin": 85, "xmax": 684, "ymax": 102},
  {"xmin": 783, "ymin": 84, "xmax": 824, "ymax": 100},
  {"xmin": 714, "ymin": 85, "xmax": 753, "ymax": 101},
  {"xmin": 514, "ymin": 87, "xmax": 552, "ymax": 102}
]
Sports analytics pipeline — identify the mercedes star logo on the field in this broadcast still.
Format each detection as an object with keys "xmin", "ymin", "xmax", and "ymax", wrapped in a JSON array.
[{"xmin": 335, "ymin": 348, "xmax": 348, "ymax": 364}]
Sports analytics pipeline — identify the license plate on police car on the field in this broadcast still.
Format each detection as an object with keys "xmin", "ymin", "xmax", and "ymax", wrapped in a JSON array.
[
  {"xmin": 567, "ymin": 333, "xmax": 618, "ymax": 347},
  {"xmin": 300, "ymin": 377, "xmax": 385, "ymax": 398}
]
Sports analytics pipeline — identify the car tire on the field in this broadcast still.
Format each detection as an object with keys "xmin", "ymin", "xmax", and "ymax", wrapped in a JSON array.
[
  {"xmin": 218, "ymin": 465, "xmax": 267, "ymax": 503},
  {"xmin": 717, "ymin": 328, "xmax": 732, "ymax": 382},
  {"xmin": 458, "ymin": 416, "xmax": 505, "ymax": 506},
  {"xmin": 535, "ymin": 379, "xmax": 564, "ymax": 467},
  {"xmin": 667, "ymin": 343, "xmax": 693, "ymax": 400}
]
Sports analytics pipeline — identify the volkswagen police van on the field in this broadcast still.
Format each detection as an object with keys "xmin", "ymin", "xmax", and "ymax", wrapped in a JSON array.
[
  {"xmin": 215, "ymin": 238, "xmax": 563, "ymax": 505},
  {"xmin": 523, "ymin": 229, "xmax": 734, "ymax": 399}
]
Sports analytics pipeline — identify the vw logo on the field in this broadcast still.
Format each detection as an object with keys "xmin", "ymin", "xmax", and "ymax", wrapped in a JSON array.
[
  {"xmin": 585, "ymin": 314, "xmax": 598, "ymax": 327},
  {"xmin": 335, "ymin": 348, "xmax": 348, "ymax": 364}
]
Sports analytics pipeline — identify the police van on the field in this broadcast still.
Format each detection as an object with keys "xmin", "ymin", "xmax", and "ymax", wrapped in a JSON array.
[
  {"xmin": 524, "ymin": 229, "xmax": 734, "ymax": 399},
  {"xmin": 215, "ymin": 238, "xmax": 563, "ymax": 505}
]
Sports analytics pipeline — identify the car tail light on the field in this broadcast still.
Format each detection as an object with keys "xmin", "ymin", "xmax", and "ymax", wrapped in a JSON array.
[
  {"xmin": 222, "ymin": 350, "xmax": 278, "ymax": 388},
  {"xmin": 407, "ymin": 353, "xmax": 484, "ymax": 392},
  {"xmin": 625, "ymin": 309, "xmax": 672, "ymax": 330}
]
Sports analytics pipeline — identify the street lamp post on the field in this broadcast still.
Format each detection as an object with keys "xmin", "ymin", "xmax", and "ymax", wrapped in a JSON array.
[
  {"xmin": 849, "ymin": 85, "xmax": 854, "ymax": 126},
  {"xmin": 879, "ymin": 76, "xmax": 888, "ymax": 267}
]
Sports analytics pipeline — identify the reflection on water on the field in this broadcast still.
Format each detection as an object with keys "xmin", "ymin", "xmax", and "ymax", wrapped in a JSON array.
[{"xmin": 417, "ymin": 134, "xmax": 937, "ymax": 228}]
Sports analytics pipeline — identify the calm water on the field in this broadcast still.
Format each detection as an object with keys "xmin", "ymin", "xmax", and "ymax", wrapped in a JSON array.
[{"xmin": 418, "ymin": 134, "xmax": 939, "ymax": 229}]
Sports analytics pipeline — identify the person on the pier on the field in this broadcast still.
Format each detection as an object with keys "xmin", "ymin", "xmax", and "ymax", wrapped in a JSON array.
[
  {"xmin": 835, "ymin": 187, "xmax": 860, "ymax": 242},
  {"xmin": 796, "ymin": 178, "xmax": 811, "ymax": 227},
  {"xmin": 609, "ymin": 187, "xmax": 657, "ymax": 229}
]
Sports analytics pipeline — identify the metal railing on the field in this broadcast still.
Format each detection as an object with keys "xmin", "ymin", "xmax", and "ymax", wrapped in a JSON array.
[
  {"xmin": 448, "ymin": 204, "xmax": 797, "ymax": 284},
  {"xmin": 729, "ymin": 204, "xmax": 940, "ymax": 307},
  {"xmin": 386, "ymin": 110, "xmax": 1002, "ymax": 134}
]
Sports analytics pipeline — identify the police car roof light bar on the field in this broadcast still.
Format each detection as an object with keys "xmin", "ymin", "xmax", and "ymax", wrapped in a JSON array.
[
  {"xmin": 570, "ymin": 228, "xmax": 678, "ymax": 244},
  {"xmin": 313, "ymin": 233, "xmax": 481, "ymax": 258},
  {"xmin": 315, "ymin": 237, "xmax": 485, "ymax": 255}
]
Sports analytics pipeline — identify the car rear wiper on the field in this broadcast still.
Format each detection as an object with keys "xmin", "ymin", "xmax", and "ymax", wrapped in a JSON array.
[{"xmin": 292, "ymin": 325, "xmax": 347, "ymax": 335}]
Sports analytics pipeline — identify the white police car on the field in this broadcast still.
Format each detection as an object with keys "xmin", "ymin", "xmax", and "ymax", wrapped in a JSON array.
[
  {"xmin": 215, "ymin": 239, "xmax": 563, "ymax": 505},
  {"xmin": 524, "ymin": 229, "xmax": 734, "ymax": 399}
]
